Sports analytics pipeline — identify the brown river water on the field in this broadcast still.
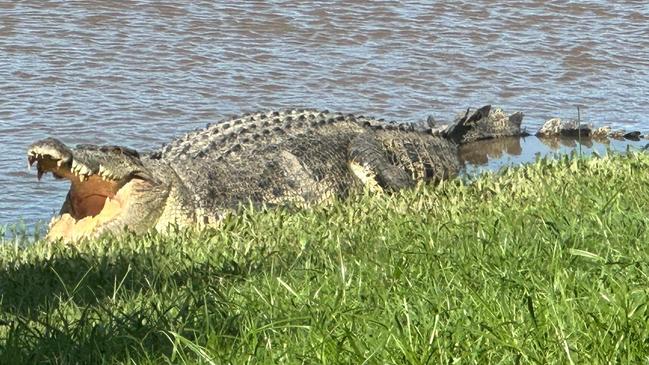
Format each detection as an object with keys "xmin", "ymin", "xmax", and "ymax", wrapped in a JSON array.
[{"xmin": 1, "ymin": 1, "xmax": 648, "ymax": 231}]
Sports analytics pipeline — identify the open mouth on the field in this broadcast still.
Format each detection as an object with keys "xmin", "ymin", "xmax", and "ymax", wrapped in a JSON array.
[{"xmin": 27, "ymin": 138, "xmax": 144, "ymax": 241}]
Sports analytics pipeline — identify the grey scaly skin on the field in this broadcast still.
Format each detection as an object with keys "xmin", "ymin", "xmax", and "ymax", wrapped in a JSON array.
[{"xmin": 27, "ymin": 105, "xmax": 523, "ymax": 242}]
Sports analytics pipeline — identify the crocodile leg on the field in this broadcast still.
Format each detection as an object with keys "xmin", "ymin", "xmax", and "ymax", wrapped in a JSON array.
[
  {"xmin": 378, "ymin": 133, "xmax": 460, "ymax": 182},
  {"xmin": 348, "ymin": 133, "xmax": 415, "ymax": 192}
]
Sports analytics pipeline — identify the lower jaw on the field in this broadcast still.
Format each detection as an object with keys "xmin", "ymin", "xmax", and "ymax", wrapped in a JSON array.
[{"xmin": 47, "ymin": 196, "xmax": 124, "ymax": 242}]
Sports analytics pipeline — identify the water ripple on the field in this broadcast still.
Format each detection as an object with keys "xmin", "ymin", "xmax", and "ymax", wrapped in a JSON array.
[{"xmin": 1, "ymin": 0, "xmax": 648, "ymax": 226}]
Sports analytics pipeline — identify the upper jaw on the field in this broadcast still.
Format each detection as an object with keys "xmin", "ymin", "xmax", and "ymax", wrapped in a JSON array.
[
  {"xmin": 27, "ymin": 138, "xmax": 103, "ymax": 182},
  {"xmin": 27, "ymin": 138, "xmax": 152, "ymax": 183},
  {"xmin": 27, "ymin": 138, "xmax": 74, "ymax": 180}
]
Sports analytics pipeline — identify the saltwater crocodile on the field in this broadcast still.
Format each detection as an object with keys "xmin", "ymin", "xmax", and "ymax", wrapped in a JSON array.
[{"xmin": 28, "ymin": 105, "xmax": 523, "ymax": 242}]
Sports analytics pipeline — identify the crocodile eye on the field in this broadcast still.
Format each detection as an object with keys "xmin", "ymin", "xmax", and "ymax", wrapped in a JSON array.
[{"xmin": 100, "ymin": 146, "xmax": 140, "ymax": 158}]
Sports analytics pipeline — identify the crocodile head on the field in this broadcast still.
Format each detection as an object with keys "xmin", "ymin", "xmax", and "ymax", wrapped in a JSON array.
[{"xmin": 27, "ymin": 138, "xmax": 172, "ymax": 242}]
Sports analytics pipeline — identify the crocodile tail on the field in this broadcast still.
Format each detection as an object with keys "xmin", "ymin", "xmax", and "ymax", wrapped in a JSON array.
[{"xmin": 443, "ymin": 105, "xmax": 525, "ymax": 144}]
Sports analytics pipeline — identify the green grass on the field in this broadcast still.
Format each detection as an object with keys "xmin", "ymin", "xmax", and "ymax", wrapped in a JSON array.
[{"xmin": 2, "ymin": 152, "xmax": 649, "ymax": 364}]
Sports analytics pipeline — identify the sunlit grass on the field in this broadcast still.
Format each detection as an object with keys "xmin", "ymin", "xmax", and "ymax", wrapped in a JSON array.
[{"xmin": 1, "ymin": 152, "xmax": 649, "ymax": 364}]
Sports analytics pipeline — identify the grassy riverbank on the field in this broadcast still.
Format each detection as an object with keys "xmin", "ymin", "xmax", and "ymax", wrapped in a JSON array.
[{"xmin": 1, "ymin": 152, "xmax": 649, "ymax": 364}]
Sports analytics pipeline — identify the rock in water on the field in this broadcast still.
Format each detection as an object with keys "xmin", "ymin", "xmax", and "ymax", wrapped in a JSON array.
[
  {"xmin": 536, "ymin": 118, "xmax": 592, "ymax": 138},
  {"xmin": 444, "ymin": 105, "xmax": 525, "ymax": 144}
]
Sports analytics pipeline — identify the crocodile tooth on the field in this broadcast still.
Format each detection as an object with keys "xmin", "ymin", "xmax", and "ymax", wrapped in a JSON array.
[
  {"xmin": 79, "ymin": 165, "xmax": 91, "ymax": 176},
  {"xmin": 72, "ymin": 161, "xmax": 87, "ymax": 175},
  {"xmin": 57, "ymin": 160, "xmax": 64, "ymax": 167},
  {"xmin": 79, "ymin": 174, "xmax": 88, "ymax": 182},
  {"xmin": 49, "ymin": 215, "xmax": 60, "ymax": 228}
]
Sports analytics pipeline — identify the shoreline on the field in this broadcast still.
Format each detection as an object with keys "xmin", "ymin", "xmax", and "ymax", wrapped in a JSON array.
[{"xmin": 3, "ymin": 139, "xmax": 648, "ymax": 241}]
